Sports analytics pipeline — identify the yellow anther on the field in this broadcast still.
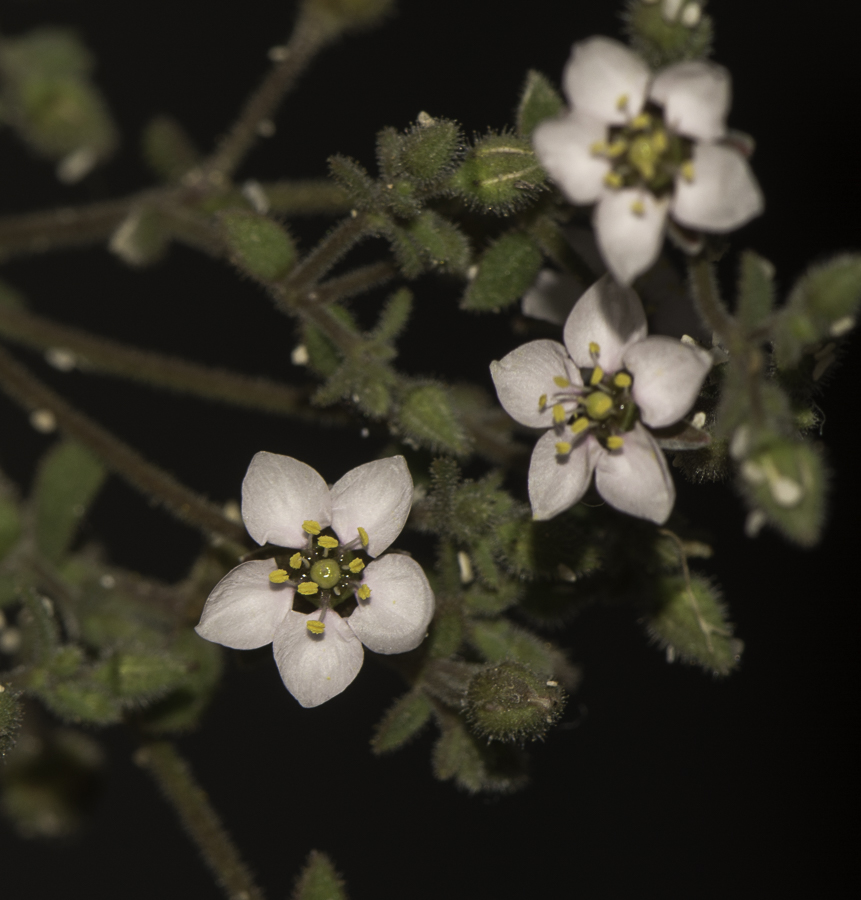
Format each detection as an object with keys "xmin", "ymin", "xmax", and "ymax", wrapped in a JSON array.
[
  {"xmin": 289, "ymin": 552, "xmax": 303, "ymax": 569},
  {"xmin": 555, "ymin": 441, "xmax": 572, "ymax": 455},
  {"xmin": 589, "ymin": 140, "xmax": 607, "ymax": 155},
  {"xmin": 297, "ymin": 582, "xmax": 319, "ymax": 596},
  {"xmin": 585, "ymin": 392, "xmax": 613, "ymax": 420},
  {"xmin": 680, "ymin": 160, "xmax": 695, "ymax": 182},
  {"xmin": 306, "ymin": 620, "xmax": 326, "ymax": 635},
  {"xmin": 357, "ymin": 526, "xmax": 369, "ymax": 548},
  {"xmin": 603, "ymin": 171, "xmax": 623, "ymax": 189},
  {"xmin": 589, "ymin": 341, "xmax": 601, "ymax": 356},
  {"xmin": 538, "ymin": 393, "xmax": 548, "ymax": 410},
  {"xmin": 358, "ymin": 584, "xmax": 372, "ymax": 601},
  {"xmin": 552, "ymin": 404, "xmax": 566, "ymax": 424},
  {"xmin": 602, "ymin": 140, "xmax": 626, "ymax": 159},
  {"xmin": 348, "ymin": 558, "xmax": 365, "ymax": 574},
  {"xmin": 631, "ymin": 112, "xmax": 650, "ymax": 130},
  {"xmin": 652, "ymin": 129, "xmax": 668, "ymax": 153},
  {"xmin": 606, "ymin": 435, "xmax": 625, "ymax": 450},
  {"xmin": 616, "ymin": 93, "xmax": 629, "ymax": 111},
  {"xmin": 317, "ymin": 535, "xmax": 339, "ymax": 549},
  {"xmin": 614, "ymin": 372, "xmax": 633, "ymax": 389},
  {"xmin": 303, "ymin": 520, "xmax": 321, "ymax": 535},
  {"xmin": 269, "ymin": 569, "xmax": 289, "ymax": 584},
  {"xmin": 630, "ymin": 199, "xmax": 645, "ymax": 216},
  {"xmin": 571, "ymin": 417, "xmax": 590, "ymax": 434},
  {"xmin": 553, "ymin": 376, "xmax": 570, "ymax": 388},
  {"xmin": 590, "ymin": 365, "xmax": 605, "ymax": 386}
]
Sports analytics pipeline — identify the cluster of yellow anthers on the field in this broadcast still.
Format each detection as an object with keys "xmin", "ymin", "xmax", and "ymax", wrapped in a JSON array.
[
  {"xmin": 538, "ymin": 341, "xmax": 638, "ymax": 457},
  {"xmin": 266, "ymin": 520, "xmax": 373, "ymax": 634}
]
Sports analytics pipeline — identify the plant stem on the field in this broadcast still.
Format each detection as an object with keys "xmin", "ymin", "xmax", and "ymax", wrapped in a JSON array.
[
  {"xmin": 262, "ymin": 179, "xmax": 351, "ymax": 216},
  {"xmin": 0, "ymin": 346, "xmax": 248, "ymax": 545},
  {"xmin": 135, "ymin": 741, "xmax": 266, "ymax": 900},
  {"xmin": 313, "ymin": 260, "xmax": 397, "ymax": 306},
  {"xmin": 204, "ymin": 11, "xmax": 334, "ymax": 181},
  {"xmin": 0, "ymin": 304, "xmax": 344, "ymax": 422},
  {"xmin": 285, "ymin": 213, "xmax": 372, "ymax": 296},
  {"xmin": 688, "ymin": 257, "xmax": 736, "ymax": 346}
]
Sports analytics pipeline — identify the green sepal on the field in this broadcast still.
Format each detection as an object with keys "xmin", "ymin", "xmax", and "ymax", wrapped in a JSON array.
[
  {"xmin": 371, "ymin": 690, "xmax": 433, "ymax": 754},
  {"xmin": 371, "ymin": 288, "xmax": 413, "ymax": 344},
  {"xmin": 218, "ymin": 210, "xmax": 296, "ymax": 282},
  {"xmin": 462, "ymin": 231, "xmax": 543, "ymax": 312},
  {"xmin": 302, "ymin": 307, "xmax": 359, "ymax": 378},
  {"xmin": 396, "ymin": 382, "xmax": 470, "ymax": 455},
  {"xmin": 516, "ymin": 70, "xmax": 564, "ymax": 138},
  {"xmin": 738, "ymin": 438, "xmax": 826, "ymax": 547},
  {"xmin": 31, "ymin": 672, "xmax": 124, "ymax": 726},
  {"xmin": 0, "ymin": 688, "xmax": 24, "ymax": 759},
  {"xmin": 399, "ymin": 116, "xmax": 462, "ymax": 186},
  {"xmin": 426, "ymin": 595, "xmax": 463, "ymax": 659},
  {"xmin": 97, "ymin": 652, "xmax": 189, "ymax": 703},
  {"xmin": 328, "ymin": 154, "xmax": 378, "ymax": 209},
  {"xmin": 33, "ymin": 440, "xmax": 106, "ymax": 565},
  {"xmin": 737, "ymin": 250, "xmax": 775, "ymax": 333},
  {"xmin": 622, "ymin": 0, "xmax": 714, "ymax": 68},
  {"xmin": 449, "ymin": 132, "xmax": 546, "ymax": 214},
  {"xmin": 432, "ymin": 711, "xmax": 528, "ymax": 794},
  {"xmin": 390, "ymin": 211, "xmax": 471, "ymax": 277},
  {"xmin": 291, "ymin": 850, "xmax": 348, "ymax": 900},
  {"xmin": 0, "ymin": 727, "xmax": 103, "ymax": 838},
  {"xmin": 142, "ymin": 115, "xmax": 201, "ymax": 183},
  {"xmin": 465, "ymin": 661, "xmax": 566, "ymax": 743},
  {"xmin": 773, "ymin": 254, "xmax": 861, "ymax": 368},
  {"xmin": 646, "ymin": 573, "xmax": 742, "ymax": 676}
]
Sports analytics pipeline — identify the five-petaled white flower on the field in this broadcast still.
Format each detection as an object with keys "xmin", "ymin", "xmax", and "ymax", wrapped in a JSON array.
[
  {"xmin": 196, "ymin": 453, "xmax": 434, "ymax": 708},
  {"xmin": 533, "ymin": 36, "xmax": 763, "ymax": 285},
  {"xmin": 490, "ymin": 275, "xmax": 712, "ymax": 524}
]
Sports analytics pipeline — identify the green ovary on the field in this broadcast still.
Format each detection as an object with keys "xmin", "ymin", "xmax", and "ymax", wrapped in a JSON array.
[
  {"xmin": 310, "ymin": 558, "xmax": 342, "ymax": 589},
  {"xmin": 585, "ymin": 391, "xmax": 613, "ymax": 420}
]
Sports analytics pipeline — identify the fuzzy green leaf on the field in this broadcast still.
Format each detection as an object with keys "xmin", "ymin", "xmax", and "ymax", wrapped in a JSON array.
[
  {"xmin": 516, "ymin": 70, "xmax": 564, "ymax": 138},
  {"xmin": 33, "ymin": 440, "xmax": 106, "ymax": 565},
  {"xmin": 623, "ymin": 0, "xmax": 714, "ymax": 68},
  {"xmin": 142, "ymin": 115, "xmax": 200, "ymax": 183},
  {"xmin": 371, "ymin": 690, "xmax": 433, "ymax": 754},
  {"xmin": 219, "ymin": 210, "xmax": 296, "ymax": 282},
  {"xmin": 462, "ymin": 231, "xmax": 543, "ymax": 311},
  {"xmin": 292, "ymin": 850, "xmax": 348, "ymax": 900},
  {"xmin": 737, "ymin": 251, "xmax": 775, "ymax": 333},
  {"xmin": 397, "ymin": 383, "xmax": 470, "ymax": 455},
  {"xmin": 371, "ymin": 288, "xmax": 413, "ymax": 344},
  {"xmin": 0, "ymin": 688, "xmax": 24, "ymax": 759}
]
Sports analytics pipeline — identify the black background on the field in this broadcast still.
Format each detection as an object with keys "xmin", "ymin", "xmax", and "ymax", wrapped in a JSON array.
[{"xmin": 0, "ymin": 1, "xmax": 858, "ymax": 897}]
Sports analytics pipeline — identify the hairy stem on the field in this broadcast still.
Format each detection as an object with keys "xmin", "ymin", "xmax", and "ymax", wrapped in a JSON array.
[
  {"xmin": 285, "ymin": 213, "xmax": 372, "ymax": 296},
  {"xmin": 135, "ymin": 741, "xmax": 266, "ymax": 900},
  {"xmin": 688, "ymin": 257, "xmax": 736, "ymax": 346},
  {"xmin": 0, "ymin": 347, "xmax": 247, "ymax": 544},
  {"xmin": 204, "ymin": 10, "xmax": 335, "ymax": 180}
]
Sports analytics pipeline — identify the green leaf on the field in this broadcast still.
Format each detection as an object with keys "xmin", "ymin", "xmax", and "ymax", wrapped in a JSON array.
[
  {"xmin": 390, "ymin": 211, "xmax": 471, "ymax": 277},
  {"xmin": 647, "ymin": 574, "xmax": 742, "ymax": 676},
  {"xmin": 462, "ymin": 231, "xmax": 543, "ymax": 311},
  {"xmin": 397, "ymin": 383, "xmax": 470, "ymax": 455},
  {"xmin": 516, "ymin": 70, "xmax": 564, "ymax": 138},
  {"xmin": 623, "ymin": 0, "xmax": 714, "ymax": 68},
  {"xmin": 449, "ymin": 132, "xmax": 546, "ymax": 214},
  {"xmin": 291, "ymin": 850, "xmax": 348, "ymax": 900},
  {"xmin": 469, "ymin": 619, "xmax": 556, "ymax": 676},
  {"xmin": 33, "ymin": 440, "xmax": 106, "ymax": 565},
  {"xmin": 328, "ymin": 154, "xmax": 377, "ymax": 208},
  {"xmin": 219, "ymin": 210, "xmax": 296, "ymax": 282},
  {"xmin": 0, "ymin": 687, "xmax": 23, "ymax": 759},
  {"xmin": 371, "ymin": 288, "xmax": 413, "ymax": 344},
  {"xmin": 736, "ymin": 250, "xmax": 775, "ymax": 333},
  {"xmin": 371, "ymin": 690, "xmax": 433, "ymax": 754}
]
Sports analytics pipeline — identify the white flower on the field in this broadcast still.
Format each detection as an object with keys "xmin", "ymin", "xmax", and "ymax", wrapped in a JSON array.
[
  {"xmin": 490, "ymin": 275, "xmax": 712, "ymax": 523},
  {"xmin": 533, "ymin": 36, "xmax": 763, "ymax": 285},
  {"xmin": 195, "ymin": 453, "xmax": 434, "ymax": 708}
]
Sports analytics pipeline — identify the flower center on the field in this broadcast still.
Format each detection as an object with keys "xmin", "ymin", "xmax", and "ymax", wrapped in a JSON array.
[
  {"xmin": 591, "ymin": 106, "xmax": 693, "ymax": 201},
  {"xmin": 310, "ymin": 558, "xmax": 342, "ymax": 589}
]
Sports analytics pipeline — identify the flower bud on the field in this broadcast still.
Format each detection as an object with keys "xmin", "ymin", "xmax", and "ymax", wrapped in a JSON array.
[
  {"xmin": 622, "ymin": 0, "xmax": 713, "ymax": 68},
  {"xmin": 219, "ymin": 210, "xmax": 297, "ymax": 282},
  {"xmin": 462, "ymin": 231, "xmax": 543, "ymax": 311},
  {"xmin": 465, "ymin": 662, "xmax": 566, "ymax": 742}
]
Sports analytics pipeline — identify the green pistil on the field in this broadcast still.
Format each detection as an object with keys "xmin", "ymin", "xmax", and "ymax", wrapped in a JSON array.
[{"xmin": 310, "ymin": 558, "xmax": 342, "ymax": 589}]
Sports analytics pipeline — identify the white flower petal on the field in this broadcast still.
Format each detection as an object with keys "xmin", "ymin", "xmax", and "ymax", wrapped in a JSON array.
[
  {"xmin": 522, "ymin": 269, "xmax": 583, "ymax": 326},
  {"xmin": 650, "ymin": 61, "xmax": 730, "ymax": 142},
  {"xmin": 563, "ymin": 273, "xmax": 648, "ymax": 372},
  {"xmin": 563, "ymin": 36, "xmax": 650, "ymax": 125},
  {"xmin": 348, "ymin": 554, "xmax": 434, "ymax": 655},
  {"xmin": 594, "ymin": 423, "xmax": 675, "ymax": 523},
  {"xmin": 594, "ymin": 189, "xmax": 670, "ymax": 286},
  {"xmin": 273, "ymin": 609, "xmax": 363, "ymax": 708},
  {"xmin": 491, "ymin": 340, "xmax": 583, "ymax": 428},
  {"xmin": 242, "ymin": 452, "xmax": 332, "ymax": 548},
  {"xmin": 671, "ymin": 143, "xmax": 764, "ymax": 232},
  {"xmin": 195, "ymin": 560, "xmax": 292, "ymax": 650},
  {"xmin": 528, "ymin": 429, "xmax": 599, "ymax": 520},
  {"xmin": 533, "ymin": 112, "xmax": 610, "ymax": 205},
  {"xmin": 624, "ymin": 336, "xmax": 712, "ymax": 427},
  {"xmin": 330, "ymin": 457, "xmax": 412, "ymax": 557}
]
